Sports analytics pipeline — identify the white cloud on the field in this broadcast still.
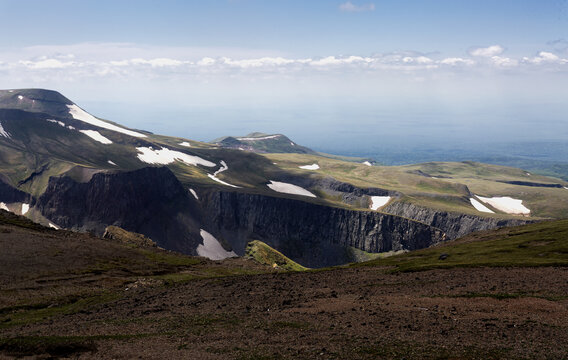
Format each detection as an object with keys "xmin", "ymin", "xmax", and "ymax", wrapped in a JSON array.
[
  {"xmin": 197, "ymin": 57, "xmax": 216, "ymax": 66},
  {"xmin": 491, "ymin": 56, "xmax": 518, "ymax": 67},
  {"xmin": 470, "ymin": 45, "xmax": 504, "ymax": 57},
  {"xmin": 339, "ymin": 1, "xmax": 375, "ymax": 12},
  {"xmin": 2, "ymin": 42, "xmax": 567, "ymax": 92},
  {"xmin": 523, "ymin": 51, "xmax": 563, "ymax": 64},
  {"xmin": 310, "ymin": 55, "xmax": 372, "ymax": 66},
  {"xmin": 109, "ymin": 58, "xmax": 185, "ymax": 67},
  {"xmin": 440, "ymin": 57, "xmax": 475, "ymax": 66},
  {"xmin": 19, "ymin": 58, "xmax": 75, "ymax": 69},
  {"xmin": 402, "ymin": 56, "xmax": 433, "ymax": 64},
  {"xmin": 222, "ymin": 56, "xmax": 297, "ymax": 68}
]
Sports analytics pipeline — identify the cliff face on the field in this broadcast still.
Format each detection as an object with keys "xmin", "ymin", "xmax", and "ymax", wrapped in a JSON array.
[
  {"xmin": 34, "ymin": 166, "xmax": 447, "ymax": 268},
  {"xmin": 383, "ymin": 201, "xmax": 533, "ymax": 240},
  {"xmin": 201, "ymin": 191, "xmax": 445, "ymax": 268},
  {"xmin": 0, "ymin": 179, "xmax": 32, "ymax": 204},
  {"xmin": 36, "ymin": 167, "xmax": 204, "ymax": 254},
  {"xmin": 31, "ymin": 166, "xmax": 534, "ymax": 267}
]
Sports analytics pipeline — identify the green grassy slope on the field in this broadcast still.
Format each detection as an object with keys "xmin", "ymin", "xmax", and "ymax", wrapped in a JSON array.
[
  {"xmin": 353, "ymin": 219, "xmax": 568, "ymax": 272},
  {"xmin": 264, "ymin": 153, "xmax": 568, "ymax": 218},
  {"xmin": 245, "ymin": 240, "xmax": 308, "ymax": 271}
]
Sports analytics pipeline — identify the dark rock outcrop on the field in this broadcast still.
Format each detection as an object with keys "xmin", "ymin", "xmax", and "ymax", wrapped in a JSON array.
[
  {"xmin": 201, "ymin": 191, "xmax": 445, "ymax": 268},
  {"xmin": 277, "ymin": 175, "xmax": 396, "ymax": 208},
  {"xmin": 383, "ymin": 201, "xmax": 533, "ymax": 240},
  {"xmin": 36, "ymin": 166, "xmax": 204, "ymax": 254},
  {"xmin": 0, "ymin": 178, "xmax": 33, "ymax": 204},
  {"xmin": 497, "ymin": 180, "xmax": 564, "ymax": 188}
]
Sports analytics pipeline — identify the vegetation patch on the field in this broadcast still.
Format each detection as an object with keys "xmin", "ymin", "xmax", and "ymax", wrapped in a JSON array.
[
  {"xmin": 353, "ymin": 219, "xmax": 568, "ymax": 272},
  {"xmin": 245, "ymin": 240, "xmax": 308, "ymax": 271},
  {"xmin": 270, "ymin": 320, "xmax": 311, "ymax": 330},
  {"xmin": 0, "ymin": 292, "xmax": 121, "ymax": 329},
  {"xmin": 0, "ymin": 334, "xmax": 156, "ymax": 358}
]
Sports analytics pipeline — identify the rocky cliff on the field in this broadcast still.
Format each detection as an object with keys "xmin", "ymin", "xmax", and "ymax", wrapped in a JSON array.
[
  {"xmin": 36, "ymin": 166, "xmax": 204, "ymax": 254},
  {"xmin": 34, "ymin": 166, "xmax": 447, "ymax": 268},
  {"xmin": 383, "ymin": 201, "xmax": 533, "ymax": 239},
  {"xmin": 0, "ymin": 178, "xmax": 32, "ymax": 204},
  {"xmin": 200, "ymin": 191, "xmax": 445, "ymax": 268}
]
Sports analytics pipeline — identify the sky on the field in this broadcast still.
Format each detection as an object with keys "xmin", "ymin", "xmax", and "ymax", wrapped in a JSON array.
[{"xmin": 0, "ymin": 0, "xmax": 567, "ymax": 155}]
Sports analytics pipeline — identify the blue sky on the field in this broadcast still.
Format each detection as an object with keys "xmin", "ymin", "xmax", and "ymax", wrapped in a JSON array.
[{"xmin": 0, "ymin": 0, "xmax": 567, "ymax": 151}]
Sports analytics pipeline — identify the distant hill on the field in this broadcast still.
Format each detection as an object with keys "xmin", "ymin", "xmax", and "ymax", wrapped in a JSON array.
[{"xmin": 211, "ymin": 132, "xmax": 317, "ymax": 154}]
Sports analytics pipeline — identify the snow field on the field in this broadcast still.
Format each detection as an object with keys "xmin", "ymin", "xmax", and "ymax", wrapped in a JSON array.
[
  {"xmin": 197, "ymin": 229, "xmax": 237, "ymax": 260},
  {"xmin": 267, "ymin": 181, "xmax": 316, "ymax": 198}
]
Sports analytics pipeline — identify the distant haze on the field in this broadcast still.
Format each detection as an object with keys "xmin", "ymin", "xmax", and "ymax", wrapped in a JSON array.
[{"xmin": 1, "ymin": 0, "xmax": 567, "ymax": 161}]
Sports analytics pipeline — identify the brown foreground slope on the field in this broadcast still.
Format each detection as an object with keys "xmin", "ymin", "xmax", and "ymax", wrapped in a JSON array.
[{"xmin": 1, "ymin": 211, "xmax": 567, "ymax": 359}]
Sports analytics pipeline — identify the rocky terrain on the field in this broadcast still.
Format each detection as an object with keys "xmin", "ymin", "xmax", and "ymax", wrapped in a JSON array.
[{"xmin": 1, "ymin": 213, "xmax": 567, "ymax": 359}]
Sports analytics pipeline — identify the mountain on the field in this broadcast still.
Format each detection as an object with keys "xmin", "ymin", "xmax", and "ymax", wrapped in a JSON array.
[
  {"xmin": 1, "ymin": 88, "xmax": 567, "ymax": 267},
  {"xmin": 211, "ymin": 132, "xmax": 317, "ymax": 154}
]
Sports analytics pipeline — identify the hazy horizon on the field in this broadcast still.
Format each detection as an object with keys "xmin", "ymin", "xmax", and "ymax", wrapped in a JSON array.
[{"xmin": 1, "ymin": 0, "xmax": 567, "ymax": 161}]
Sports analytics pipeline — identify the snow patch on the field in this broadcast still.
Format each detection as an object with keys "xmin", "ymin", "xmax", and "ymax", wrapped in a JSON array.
[
  {"xmin": 207, "ymin": 174, "xmax": 240, "ymax": 188},
  {"xmin": 370, "ymin": 196, "xmax": 391, "ymax": 210},
  {"xmin": 80, "ymin": 130, "xmax": 113, "ymax": 144},
  {"xmin": 299, "ymin": 163, "xmax": 319, "ymax": 170},
  {"xmin": 197, "ymin": 229, "xmax": 237, "ymax": 260},
  {"xmin": 207, "ymin": 161, "xmax": 240, "ymax": 187},
  {"xmin": 189, "ymin": 188, "xmax": 199, "ymax": 200},
  {"xmin": 564, "ymin": 187, "xmax": 568, "ymax": 190},
  {"xmin": 236, "ymin": 135, "xmax": 281, "ymax": 141},
  {"xmin": 0, "ymin": 121, "xmax": 10, "ymax": 138},
  {"xmin": 48, "ymin": 223, "xmax": 60, "ymax": 230},
  {"xmin": 0, "ymin": 202, "xmax": 8, "ymax": 211},
  {"xmin": 267, "ymin": 181, "xmax": 316, "ymax": 198},
  {"xmin": 470, "ymin": 198, "xmax": 494, "ymax": 213},
  {"xmin": 290, "ymin": 142, "xmax": 295, "ymax": 146},
  {"xmin": 179, "ymin": 141, "xmax": 191, "ymax": 147},
  {"xmin": 107, "ymin": 160, "xmax": 117, "ymax": 166},
  {"xmin": 47, "ymin": 119, "xmax": 66, "ymax": 127},
  {"xmin": 213, "ymin": 160, "xmax": 229, "ymax": 176},
  {"xmin": 67, "ymin": 104, "xmax": 147, "ymax": 138},
  {"xmin": 46, "ymin": 119, "xmax": 75, "ymax": 130},
  {"xmin": 18, "ymin": 95, "xmax": 23, "ymax": 100},
  {"xmin": 136, "ymin": 147, "xmax": 216, "ymax": 167},
  {"xmin": 21, "ymin": 203, "xmax": 29, "ymax": 215},
  {"xmin": 363, "ymin": 161, "xmax": 372, "ymax": 167},
  {"xmin": 476, "ymin": 196, "xmax": 530, "ymax": 215}
]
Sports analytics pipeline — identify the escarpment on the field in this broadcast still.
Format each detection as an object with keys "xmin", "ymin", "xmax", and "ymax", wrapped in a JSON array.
[
  {"xmin": 34, "ymin": 167, "xmax": 447, "ymax": 268},
  {"xmin": 36, "ymin": 166, "xmax": 205, "ymax": 254},
  {"xmin": 200, "ymin": 191, "xmax": 445, "ymax": 268},
  {"xmin": 383, "ymin": 201, "xmax": 533, "ymax": 240}
]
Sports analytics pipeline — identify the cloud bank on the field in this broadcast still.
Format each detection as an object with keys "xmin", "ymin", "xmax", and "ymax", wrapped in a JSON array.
[{"xmin": 3, "ymin": 43, "xmax": 567, "ymax": 84}]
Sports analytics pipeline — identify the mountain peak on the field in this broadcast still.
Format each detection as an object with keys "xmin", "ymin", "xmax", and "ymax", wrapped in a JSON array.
[
  {"xmin": 211, "ymin": 132, "xmax": 316, "ymax": 154},
  {"xmin": 0, "ymin": 88, "xmax": 73, "ymax": 105},
  {"xmin": 0, "ymin": 88, "xmax": 75, "ymax": 119}
]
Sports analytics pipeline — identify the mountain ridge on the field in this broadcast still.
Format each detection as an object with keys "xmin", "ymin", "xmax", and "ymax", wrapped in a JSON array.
[{"xmin": 0, "ymin": 88, "xmax": 566, "ymax": 266}]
